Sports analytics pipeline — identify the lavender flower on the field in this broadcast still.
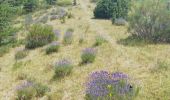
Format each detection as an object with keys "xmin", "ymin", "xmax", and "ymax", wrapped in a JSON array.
[
  {"xmin": 15, "ymin": 81, "xmax": 34, "ymax": 91},
  {"xmin": 63, "ymin": 31, "xmax": 73, "ymax": 44},
  {"xmin": 81, "ymin": 48, "xmax": 97, "ymax": 64},
  {"xmin": 54, "ymin": 59, "xmax": 73, "ymax": 78},
  {"xmin": 85, "ymin": 71, "xmax": 138, "ymax": 100},
  {"xmin": 46, "ymin": 41, "xmax": 60, "ymax": 54}
]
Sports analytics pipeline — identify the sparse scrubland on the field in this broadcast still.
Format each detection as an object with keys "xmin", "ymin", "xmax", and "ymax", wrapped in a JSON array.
[{"xmin": 0, "ymin": 0, "xmax": 170, "ymax": 100}]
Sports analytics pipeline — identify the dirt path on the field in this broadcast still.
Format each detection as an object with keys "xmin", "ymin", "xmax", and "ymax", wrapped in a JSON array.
[{"xmin": 78, "ymin": 0, "xmax": 117, "ymax": 46}]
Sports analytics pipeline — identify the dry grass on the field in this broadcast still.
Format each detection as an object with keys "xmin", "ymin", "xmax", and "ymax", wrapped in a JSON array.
[{"xmin": 0, "ymin": 0, "xmax": 170, "ymax": 100}]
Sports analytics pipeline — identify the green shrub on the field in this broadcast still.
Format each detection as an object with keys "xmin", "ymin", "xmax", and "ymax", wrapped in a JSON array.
[
  {"xmin": 16, "ymin": 81, "xmax": 36, "ymax": 100},
  {"xmin": 81, "ymin": 48, "xmax": 97, "ymax": 64},
  {"xmin": 46, "ymin": 0, "xmax": 57, "ymax": 5},
  {"xmin": 94, "ymin": 0, "xmax": 130, "ymax": 19},
  {"xmin": 16, "ymin": 81, "xmax": 49, "ymax": 100},
  {"xmin": 34, "ymin": 83, "xmax": 49, "ymax": 97},
  {"xmin": 15, "ymin": 49, "xmax": 28, "ymax": 60},
  {"xmin": 94, "ymin": 35, "xmax": 107, "ymax": 46},
  {"xmin": 57, "ymin": 0, "xmax": 72, "ymax": 6},
  {"xmin": 25, "ymin": 24, "xmax": 54, "ymax": 49},
  {"xmin": 54, "ymin": 59, "xmax": 73, "ymax": 78},
  {"xmin": 46, "ymin": 42, "xmax": 60, "ymax": 54},
  {"xmin": 63, "ymin": 29, "xmax": 74, "ymax": 45},
  {"xmin": 23, "ymin": 0, "xmax": 38, "ymax": 13},
  {"xmin": 128, "ymin": 0, "xmax": 170, "ymax": 42}
]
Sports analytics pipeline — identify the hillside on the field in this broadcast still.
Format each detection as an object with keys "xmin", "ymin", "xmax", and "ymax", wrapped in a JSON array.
[{"xmin": 0, "ymin": 0, "xmax": 170, "ymax": 100}]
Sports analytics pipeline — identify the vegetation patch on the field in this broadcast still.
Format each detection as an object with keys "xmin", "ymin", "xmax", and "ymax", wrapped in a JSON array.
[{"xmin": 25, "ymin": 24, "xmax": 54, "ymax": 49}]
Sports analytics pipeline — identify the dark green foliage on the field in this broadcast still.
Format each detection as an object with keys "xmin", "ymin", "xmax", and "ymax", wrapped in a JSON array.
[
  {"xmin": 54, "ymin": 59, "xmax": 73, "ymax": 78},
  {"xmin": 94, "ymin": 0, "xmax": 114, "ymax": 19},
  {"xmin": 128, "ymin": 0, "xmax": 170, "ymax": 42},
  {"xmin": 23, "ymin": 0, "xmax": 38, "ymax": 13},
  {"xmin": 25, "ymin": 24, "xmax": 54, "ymax": 49},
  {"xmin": 46, "ymin": 42, "xmax": 60, "ymax": 54},
  {"xmin": 94, "ymin": 0, "xmax": 130, "ymax": 20},
  {"xmin": 46, "ymin": 0, "xmax": 57, "ymax": 5}
]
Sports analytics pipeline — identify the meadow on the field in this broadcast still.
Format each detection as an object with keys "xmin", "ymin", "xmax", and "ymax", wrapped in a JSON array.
[{"xmin": 0, "ymin": 0, "xmax": 170, "ymax": 100}]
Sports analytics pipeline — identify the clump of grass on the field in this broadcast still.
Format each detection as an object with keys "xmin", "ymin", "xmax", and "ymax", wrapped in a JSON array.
[
  {"xmin": 46, "ymin": 42, "xmax": 60, "ymax": 54},
  {"xmin": 16, "ymin": 80, "xmax": 49, "ymax": 100},
  {"xmin": 81, "ymin": 48, "xmax": 97, "ymax": 64},
  {"xmin": 94, "ymin": 35, "xmax": 107, "ymax": 46},
  {"xmin": 63, "ymin": 28, "xmax": 74, "ymax": 45},
  {"xmin": 54, "ymin": 59, "xmax": 73, "ymax": 79},
  {"xmin": 15, "ymin": 49, "xmax": 28, "ymax": 60},
  {"xmin": 16, "ymin": 73, "xmax": 28, "ymax": 80},
  {"xmin": 79, "ymin": 37, "xmax": 84, "ymax": 44},
  {"xmin": 67, "ymin": 12, "xmax": 74, "ymax": 19}
]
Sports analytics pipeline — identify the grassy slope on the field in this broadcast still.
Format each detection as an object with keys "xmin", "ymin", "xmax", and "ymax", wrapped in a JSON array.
[{"xmin": 0, "ymin": 0, "xmax": 170, "ymax": 100}]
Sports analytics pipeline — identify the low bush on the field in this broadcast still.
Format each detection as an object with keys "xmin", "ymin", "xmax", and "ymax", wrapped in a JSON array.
[
  {"xmin": 94, "ymin": 0, "xmax": 130, "ymax": 19},
  {"xmin": 16, "ymin": 81, "xmax": 36, "ymax": 100},
  {"xmin": 25, "ymin": 24, "xmax": 54, "ymax": 49},
  {"xmin": 63, "ymin": 29, "xmax": 74, "ymax": 45},
  {"xmin": 94, "ymin": 35, "xmax": 107, "ymax": 46},
  {"xmin": 54, "ymin": 59, "xmax": 73, "ymax": 78},
  {"xmin": 128, "ymin": 0, "xmax": 170, "ymax": 42},
  {"xmin": 15, "ymin": 49, "xmax": 28, "ymax": 60},
  {"xmin": 81, "ymin": 48, "xmax": 96, "ymax": 64},
  {"xmin": 85, "ymin": 71, "xmax": 139, "ymax": 100},
  {"xmin": 23, "ymin": 0, "xmax": 38, "ymax": 13},
  {"xmin": 46, "ymin": 42, "xmax": 60, "ymax": 54},
  {"xmin": 16, "ymin": 80, "xmax": 49, "ymax": 100}
]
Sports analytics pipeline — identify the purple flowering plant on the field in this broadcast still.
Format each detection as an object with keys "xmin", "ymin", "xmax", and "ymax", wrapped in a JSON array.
[
  {"xmin": 63, "ymin": 29, "xmax": 74, "ymax": 45},
  {"xmin": 81, "ymin": 48, "xmax": 97, "ymax": 64},
  {"xmin": 53, "ymin": 29, "xmax": 60, "ymax": 40},
  {"xmin": 46, "ymin": 41, "xmax": 60, "ymax": 54},
  {"xmin": 15, "ymin": 80, "xmax": 49, "ymax": 100},
  {"xmin": 85, "ymin": 71, "xmax": 139, "ymax": 100},
  {"xmin": 54, "ymin": 59, "xmax": 73, "ymax": 78}
]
